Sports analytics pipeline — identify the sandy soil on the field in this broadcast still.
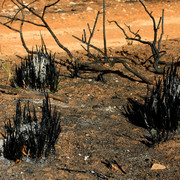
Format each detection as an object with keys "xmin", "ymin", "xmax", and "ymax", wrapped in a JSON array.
[
  {"xmin": 0, "ymin": 0, "xmax": 180, "ymax": 179},
  {"xmin": 0, "ymin": 0, "xmax": 180, "ymax": 57}
]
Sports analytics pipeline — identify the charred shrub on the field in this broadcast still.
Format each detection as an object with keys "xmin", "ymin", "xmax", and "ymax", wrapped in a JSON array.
[
  {"xmin": 14, "ymin": 47, "xmax": 60, "ymax": 92},
  {"xmin": 124, "ymin": 64, "xmax": 180, "ymax": 146},
  {"xmin": 2, "ymin": 94, "xmax": 61, "ymax": 161}
]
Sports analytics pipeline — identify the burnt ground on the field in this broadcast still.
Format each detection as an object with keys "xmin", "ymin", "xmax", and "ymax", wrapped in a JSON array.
[{"xmin": 0, "ymin": 0, "xmax": 180, "ymax": 179}]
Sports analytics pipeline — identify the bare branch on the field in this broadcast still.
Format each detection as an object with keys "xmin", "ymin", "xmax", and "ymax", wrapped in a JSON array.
[
  {"xmin": 121, "ymin": 61, "xmax": 152, "ymax": 84},
  {"xmin": 42, "ymin": 0, "xmax": 60, "ymax": 19},
  {"xmin": 103, "ymin": 0, "xmax": 107, "ymax": 57},
  {"xmin": 125, "ymin": 24, "xmax": 141, "ymax": 40},
  {"xmin": 19, "ymin": 6, "xmax": 33, "ymax": 54},
  {"xmin": 0, "ymin": 0, "xmax": 73, "ymax": 58},
  {"xmin": 73, "ymin": 11, "xmax": 101, "ymax": 57},
  {"xmin": 158, "ymin": 9, "xmax": 164, "ymax": 51},
  {"xmin": 72, "ymin": 35, "xmax": 105, "ymax": 56},
  {"xmin": 9, "ymin": 0, "xmax": 21, "ymax": 24},
  {"xmin": 109, "ymin": 0, "xmax": 166, "ymax": 74},
  {"xmin": 83, "ymin": 29, "xmax": 86, "ymax": 42},
  {"xmin": 0, "ymin": 21, "xmax": 20, "ymax": 32},
  {"xmin": 0, "ymin": 15, "xmax": 45, "ymax": 27},
  {"xmin": 1, "ymin": 0, "xmax": 6, "ymax": 8},
  {"xmin": 16, "ymin": 0, "xmax": 41, "ymax": 19},
  {"xmin": 80, "ymin": 57, "xmax": 153, "ymax": 84},
  {"xmin": 87, "ymin": 23, "xmax": 92, "ymax": 34},
  {"xmin": 139, "ymin": 0, "xmax": 156, "ymax": 27},
  {"xmin": 72, "ymin": 0, "xmax": 152, "ymax": 83},
  {"xmin": 81, "ymin": 45, "xmax": 99, "ymax": 61},
  {"xmin": 87, "ymin": 11, "xmax": 100, "ymax": 55},
  {"xmin": 109, "ymin": 20, "xmax": 150, "ymax": 45}
]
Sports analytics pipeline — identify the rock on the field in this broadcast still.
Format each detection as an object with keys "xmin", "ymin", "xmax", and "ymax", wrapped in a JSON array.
[
  {"xmin": 55, "ymin": 9, "xmax": 63, "ymax": 13},
  {"xmin": 0, "ymin": 138, "xmax": 3, "ymax": 155},
  {"xmin": 69, "ymin": 2, "xmax": 76, "ymax": 5},
  {"xmin": 87, "ymin": 7, "xmax": 93, "ymax": 11},
  {"xmin": 151, "ymin": 163, "xmax": 166, "ymax": 170}
]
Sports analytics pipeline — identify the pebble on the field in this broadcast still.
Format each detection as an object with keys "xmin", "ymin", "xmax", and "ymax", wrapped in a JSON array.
[
  {"xmin": 87, "ymin": 7, "xmax": 93, "ymax": 11},
  {"xmin": 55, "ymin": 9, "xmax": 63, "ymax": 13},
  {"xmin": 69, "ymin": 2, "xmax": 76, "ymax": 5},
  {"xmin": 0, "ymin": 138, "xmax": 4, "ymax": 155},
  {"xmin": 84, "ymin": 156, "xmax": 89, "ymax": 161},
  {"xmin": 151, "ymin": 163, "xmax": 166, "ymax": 170}
]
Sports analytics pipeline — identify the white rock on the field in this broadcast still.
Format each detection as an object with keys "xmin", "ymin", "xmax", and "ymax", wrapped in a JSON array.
[
  {"xmin": 14, "ymin": 6, "xmax": 19, "ymax": 10},
  {"xmin": 87, "ymin": 7, "xmax": 93, "ymax": 11},
  {"xmin": 69, "ymin": 2, "xmax": 76, "ymax": 5},
  {"xmin": 122, "ymin": 8, "xmax": 126, "ymax": 13},
  {"xmin": 84, "ymin": 156, "xmax": 89, "ymax": 161},
  {"xmin": 8, "ymin": 8, "xmax": 14, "ymax": 12},
  {"xmin": 0, "ymin": 138, "xmax": 4, "ymax": 154},
  {"xmin": 55, "ymin": 9, "xmax": 63, "ymax": 13}
]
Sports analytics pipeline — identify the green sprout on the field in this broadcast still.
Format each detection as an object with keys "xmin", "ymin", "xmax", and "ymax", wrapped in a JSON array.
[
  {"xmin": 56, "ymin": 76, "xmax": 61, "ymax": 91},
  {"xmin": 0, "ymin": 58, "xmax": 12, "ymax": 81},
  {"xmin": 126, "ymin": 38, "xmax": 133, "ymax": 46}
]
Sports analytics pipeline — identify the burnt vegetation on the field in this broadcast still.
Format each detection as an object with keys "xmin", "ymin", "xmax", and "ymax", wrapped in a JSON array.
[
  {"xmin": 73, "ymin": 0, "xmax": 167, "ymax": 84},
  {"xmin": 1, "ymin": 94, "xmax": 61, "ymax": 161},
  {"xmin": 0, "ymin": 0, "xmax": 179, "ymax": 168},
  {"xmin": 13, "ymin": 44, "xmax": 60, "ymax": 92},
  {"xmin": 124, "ymin": 64, "xmax": 180, "ymax": 146}
]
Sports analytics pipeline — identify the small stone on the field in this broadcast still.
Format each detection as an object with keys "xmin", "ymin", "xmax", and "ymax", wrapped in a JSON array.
[
  {"xmin": 69, "ymin": 2, "xmax": 76, "ymax": 5},
  {"xmin": 0, "ymin": 138, "xmax": 4, "ymax": 155},
  {"xmin": 8, "ymin": 8, "xmax": 14, "ymax": 12},
  {"xmin": 122, "ymin": 8, "xmax": 126, "ymax": 13},
  {"xmin": 87, "ymin": 7, "xmax": 93, "ymax": 11},
  {"xmin": 14, "ymin": 6, "xmax": 19, "ymax": 10},
  {"xmin": 55, "ymin": 9, "xmax": 63, "ymax": 13},
  {"xmin": 151, "ymin": 163, "xmax": 166, "ymax": 170},
  {"xmin": 84, "ymin": 156, "xmax": 89, "ymax": 161}
]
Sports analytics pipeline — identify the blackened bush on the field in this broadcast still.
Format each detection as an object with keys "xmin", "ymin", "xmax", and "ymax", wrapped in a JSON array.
[
  {"xmin": 14, "ymin": 46, "xmax": 60, "ymax": 92},
  {"xmin": 2, "ymin": 93, "xmax": 61, "ymax": 161},
  {"xmin": 124, "ymin": 64, "xmax": 180, "ymax": 146}
]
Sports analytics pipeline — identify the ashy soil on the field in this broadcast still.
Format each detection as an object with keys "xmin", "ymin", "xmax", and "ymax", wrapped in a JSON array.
[{"xmin": 0, "ymin": 0, "xmax": 180, "ymax": 179}]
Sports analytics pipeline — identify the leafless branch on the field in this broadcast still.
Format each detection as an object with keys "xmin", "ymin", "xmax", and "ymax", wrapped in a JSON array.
[
  {"xmin": 110, "ymin": 0, "xmax": 166, "ymax": 74},
  {"xmin": 0, "ymin": 0, "xmax": 73, "ymax": 58},
  {"xmin": 109, "ymin": 20, "xmax": 150, "ymax": 45},
  {"xmin": 72, "ymin": 33, "xmax": 105, "ymax": 57},
  {"xmin": 103, "ymin": 0, "xmax": 107, "ymax": 58},
  {"xmin": 42, "ymin": 0, "xmax": 60, "ymax": 19},
  {"xmin": 0, "ymin": 15, "xmax": 45, "ymax": 27},
  {"xmin": 0, "ymin": 21, "xmax": 19, "ymax": 32},
  {"xmin": 72, "ymin": 0, "xmax": 153, "ymax": 84},
  {"xmin": 158, "ymin": 10, "xmax": 164, "ymax": 51}
]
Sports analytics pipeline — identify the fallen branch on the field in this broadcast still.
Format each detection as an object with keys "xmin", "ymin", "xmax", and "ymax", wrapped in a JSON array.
[
  {"xmin": 73, "ymin": 0, "xmax": 154, "ymax": 84},
  {"xmin": 58, "ymin": 167, "xmax": 114, "ymax": 179},
  {"xmin": 0, "ymin": 85, "xmax": 68, "ymax": 103}
]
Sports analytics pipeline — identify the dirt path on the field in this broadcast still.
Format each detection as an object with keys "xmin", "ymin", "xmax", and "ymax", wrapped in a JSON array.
[{"xmin": 0, "ymin": 0, "xmax": 180, "ymax": 57}]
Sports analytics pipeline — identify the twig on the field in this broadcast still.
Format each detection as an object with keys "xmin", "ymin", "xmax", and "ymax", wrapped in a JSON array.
[
  {"xmin": 103, "ymin": 0, "xmax": 107, "ymax": 58},
  {"xmin": 0, "ymin": 0, "xmax": 73, "ymax": 58},
  {"xmin": 58, "ymin": 167, "xmax": 113, "ymax": 179},
  {"xmin": 0, "ymin": 85, "xmax": 68, "ymax": 103},
  {"xmin": 109, "ymin": 0, "xmax": 166, "ymax": 74},
  {"xmin": 102, "ymin": 159, "xmax": 127, "ymax": 174}
]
